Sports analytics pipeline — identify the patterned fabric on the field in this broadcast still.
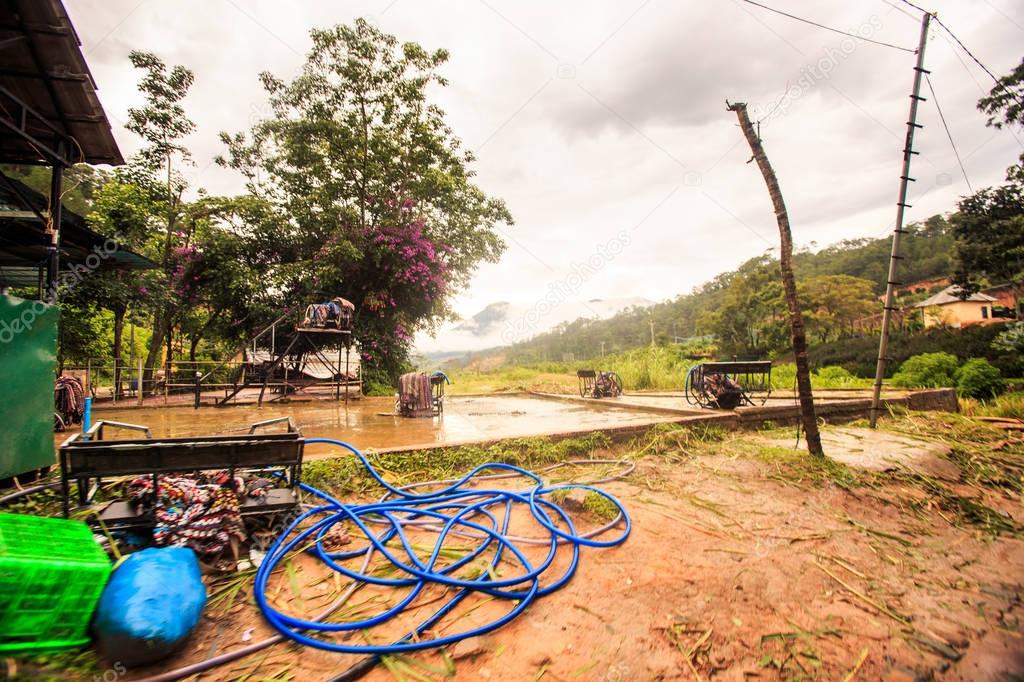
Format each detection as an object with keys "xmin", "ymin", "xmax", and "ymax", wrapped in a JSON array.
[
  {"xmin": 54, "ymin": 375, "xmax": 85, "ymax": 429},
  {"xmin": 398, "ymin": 371, "xmax": 434, "ymax": 417},
  {"xmin": 128, "ymin": 474, "xmax": 246, "ymax": 556}
]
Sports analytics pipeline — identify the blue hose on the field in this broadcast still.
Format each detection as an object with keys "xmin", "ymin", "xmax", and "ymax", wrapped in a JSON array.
[{"xmin": 254, "ymin": 437, "xmax": 630, "ymax": 655}]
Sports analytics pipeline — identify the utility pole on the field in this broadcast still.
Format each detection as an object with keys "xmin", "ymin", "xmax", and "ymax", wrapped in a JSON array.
[
  {"xmin": 870, "ymin": 11, "xmax": 932, "ymax": 428},
  {"xmin": 727, "ymin": 100, "xmax": 824, "ymax": 457}
]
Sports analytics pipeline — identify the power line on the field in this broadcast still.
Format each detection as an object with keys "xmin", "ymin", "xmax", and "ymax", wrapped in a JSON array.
[
  {"xmin": 897, "ymin": 0, "xmax": 930, "ymax": 13},
  {"xmin": 925, "ymin": 74, "xmax": 974, "ymax": 193},
  {"xmin": 879, "ymin": 0, "xmax": 919, "ymax": 22},
  {"xmin": 898, "ymin": 0, "xmax": 1024, "ymax": 111},
  {"xmin": 737, "ymin": 0, "xmax": 916, "ymax": 52}
]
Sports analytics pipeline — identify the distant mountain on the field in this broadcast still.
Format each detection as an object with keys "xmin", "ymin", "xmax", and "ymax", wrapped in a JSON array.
[
  {"xmin": 501, "ymin": 216, "xmax": 956, "ymax": 364},
  {"xmin": 416, "ymin": 296, "xmax": 654, "ymax": 354}
]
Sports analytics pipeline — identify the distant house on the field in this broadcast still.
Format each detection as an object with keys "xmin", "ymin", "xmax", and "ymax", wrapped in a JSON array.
[{"xmin": 915, "ymin": 286, "xmax": 1000, "ymax": 329}]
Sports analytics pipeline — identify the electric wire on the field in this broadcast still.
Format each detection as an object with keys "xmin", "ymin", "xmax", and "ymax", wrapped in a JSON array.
[
  {"xmin": 737, "ymin": 0, "xmax": 916, "ymax": 52},
  {"xmin": 899, "ymin": 0, "xmax": 1024, "ymax": 111},
  {"xmin": 925, "ymin": 74, "xmax": 975, "ymax": 193}
]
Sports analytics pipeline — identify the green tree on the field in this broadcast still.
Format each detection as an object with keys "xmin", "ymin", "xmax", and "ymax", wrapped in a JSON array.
[
  {"xmin": 950, "ymin": 181, "xmax": 1024, "ymax": 308},
  {"xmin": 219, "ymin": 19, "xmax": 512, "ymax": 379},
  {"xmin": 977, "ymin": 56, "xmax": 1024, "ymax": 180},
  {"xmin": 80, "ymin": 177, "xmax": 163, "ymax": 394},
  {"xmin": 798, "ymin": 275, "xmax": 876, "ymax": 344},
  {"xmin": 124, "ymin": 50, "xmax": 197, "ymax": 389}
]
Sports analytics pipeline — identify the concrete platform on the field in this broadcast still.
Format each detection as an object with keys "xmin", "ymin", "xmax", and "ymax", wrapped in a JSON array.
[{"xmin": 65, "ymin": 388, "xmax": 959, "ymax": 458}]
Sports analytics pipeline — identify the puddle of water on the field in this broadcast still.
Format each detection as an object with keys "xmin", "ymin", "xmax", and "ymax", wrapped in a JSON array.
[{"xmin": 79, "ymin": 395, "xmax": 675, "ymax": 457}]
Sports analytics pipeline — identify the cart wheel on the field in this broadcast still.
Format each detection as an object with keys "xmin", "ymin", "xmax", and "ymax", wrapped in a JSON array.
[{"xmin": 610, "ymin": 373, "xmax": 624, "ymax": 397}]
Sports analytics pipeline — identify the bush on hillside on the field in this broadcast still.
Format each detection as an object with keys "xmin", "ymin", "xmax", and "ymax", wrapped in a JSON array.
[
  {"xmin": 955, "ymin": 358, "xmax": 1003, "ymax": 400},
  {"xmin": 815, "ymin": 365, "xmax": 857, "ymax": 386},
  {"xmin": 891, "ymin": 352, "xmax": 959, "ymax": 388},
  {"xmin": 808, "ymin": 324, "xmax": 1022, "ymax": 378},
  {"xmin": 992, "ymin": 322, "xmax": 1024, "ymax": 354}
]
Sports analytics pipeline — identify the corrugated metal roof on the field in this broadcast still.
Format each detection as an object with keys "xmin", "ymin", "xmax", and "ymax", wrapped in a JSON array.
[
  {"xmin": 0, "ymin": 175, "xmax": 155, "ymax": 289},
  {"xmin": 915, "ymin": 285, "xmax": 997, "ymax": 308},
  {"xmin": 0, "ymin": 0, "xmax": 123, "ymax": 165}
]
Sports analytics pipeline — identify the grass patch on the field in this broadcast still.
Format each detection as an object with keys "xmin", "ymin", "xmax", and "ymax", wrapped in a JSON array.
[
  {"xmin": 960, "ymin": 392, "xmax": 1024, "ymax": 420},
  {"xmin": 582, "ymin": 491, "xmax": 620, "ymax": 521},
  {"xmin": 303, "ymin": 432, "xmax": 613, "ymax": 497},
  {"xmin": 442, "ymin": 347, "xmax": 875, "ymax": 395}
]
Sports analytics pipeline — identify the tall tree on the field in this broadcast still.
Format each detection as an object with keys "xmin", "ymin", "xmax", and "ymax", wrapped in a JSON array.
[
  {"xmin": 76, "ymin": 178, "xmax": 158, "ymax": 395},
  {"xmin": 977, "ymin": 56, "xmax": 1024, "ymax": 181},
  {"xmin": 124, "ymin": 50, "xmax": 196, "ymax": 390},
  {"xmin": 727, "ymin": 101, "xmax": 823, "ymax": 456},
  {"xmin": 950, "ymin": 181, "xmax": 1024, "ymax": 310},
  {"xmin": 799, "ymin": 275, "xmax": 877, "ymax": 344},
  {"xmin": 219, "ymin": 19, "xmax": 512, "ymax": 379}
]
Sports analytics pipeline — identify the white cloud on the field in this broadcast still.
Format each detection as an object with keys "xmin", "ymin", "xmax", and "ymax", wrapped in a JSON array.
[{"xmin": 64, "ymin": 0, "xmax": 1024, "ymax": 352}]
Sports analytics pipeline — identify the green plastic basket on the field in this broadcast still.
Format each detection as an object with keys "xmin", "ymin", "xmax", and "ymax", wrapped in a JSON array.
[{"xmin": 0, "ymin": 512, "xmax": 112, "ymax": 653}]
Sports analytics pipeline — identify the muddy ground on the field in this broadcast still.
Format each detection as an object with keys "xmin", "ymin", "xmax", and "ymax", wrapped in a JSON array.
[{"xmin": 13, "ymin": 412, "xmax": 1024, "ymax": 681}]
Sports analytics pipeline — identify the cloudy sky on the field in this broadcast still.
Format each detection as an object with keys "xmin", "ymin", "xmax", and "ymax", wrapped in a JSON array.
[{"xmin": 65, "ymin": 0, "xmax": 1023, "ymax": 351}]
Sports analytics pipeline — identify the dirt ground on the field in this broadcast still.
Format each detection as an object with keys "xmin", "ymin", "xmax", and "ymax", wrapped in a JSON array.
[{"xmin": 13, "ymin": 414, "xmax": 1024, "ymax": 681}]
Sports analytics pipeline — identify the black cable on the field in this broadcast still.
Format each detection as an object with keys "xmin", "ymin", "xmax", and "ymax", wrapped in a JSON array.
[
  {"xmin": 925, "ymin": 74, "xmax": 975, "ymax": 194},
  {"xmin": 899, "ymin": 0, "xmax": 1024, "ymax": 111},
  {"xmin": 879, "ymin": 0, "xmax": 919, "ymax": 23},
  {"xmin": 897, "ymin": 0, "xmax": 930, "ymax": 14},
  {"xmin": 738, "ymin": 0, "xmax": 916, "ymax": 52}
]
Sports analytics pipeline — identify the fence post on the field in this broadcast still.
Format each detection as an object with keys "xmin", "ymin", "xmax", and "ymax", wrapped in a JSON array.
[
  {"xmin": 194, "ymin": 371, "xmax": 202, "ymax": 409},
  {"xmin": 137, "ymin": 357, "xmax": 144, "ymax": 407}
]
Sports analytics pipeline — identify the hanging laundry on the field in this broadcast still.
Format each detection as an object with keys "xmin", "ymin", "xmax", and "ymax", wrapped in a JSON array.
[
  {"xmin": 397, "ymin": 371, "xmax": 434, "ymax": 417},
  {"xmin": 54, "ymin": 375, "xmax": 85, "ymax": 431}
]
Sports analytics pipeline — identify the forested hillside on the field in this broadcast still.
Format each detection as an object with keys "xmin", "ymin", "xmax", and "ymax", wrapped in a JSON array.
[{"xmin": 501, "ymin": 215, "xmax": 954, "ymax": 364}]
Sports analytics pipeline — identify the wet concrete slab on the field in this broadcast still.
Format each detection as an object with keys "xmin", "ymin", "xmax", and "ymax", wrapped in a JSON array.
[
  {"xmin": 80, "ymin": 394, "xmax": 678, "ymax": 458},
  {"xmin": 68, "ymin": 388, "xmax": 958, "ymax": 460}
]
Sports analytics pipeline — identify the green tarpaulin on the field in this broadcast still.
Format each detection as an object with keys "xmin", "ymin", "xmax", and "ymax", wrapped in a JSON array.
[{"xmin": 0, "ymin": 294, "xmax": 58, "ymax": 479}]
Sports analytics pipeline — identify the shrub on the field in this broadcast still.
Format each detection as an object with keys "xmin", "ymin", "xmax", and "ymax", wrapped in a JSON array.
[
  {"xmin": 363, "ymin": 381, "xmax": 395, "ymax": 396},
  {"xmin": 992, "ymin": 322, "xmax": 1024, "ymax": 354},
  {"xmin": 807, "ymin": 324, "xmax": 1023, "ymax": 377},
  {"xmin": 814, "ymin": 365, "xmax": 861, "ymax": 387},
  {"xmin": 955, "ymin": 358, "xmax": 1003, "ymax": 400},
  {"xmin": 891, "ymin": 352, "xmax": 959, "ymax": 388}
]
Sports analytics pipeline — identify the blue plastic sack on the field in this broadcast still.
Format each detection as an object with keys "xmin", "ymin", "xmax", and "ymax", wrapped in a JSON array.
[{"xmin": 92, "ymin": 547, "xmax": 207, "ymax": 667}]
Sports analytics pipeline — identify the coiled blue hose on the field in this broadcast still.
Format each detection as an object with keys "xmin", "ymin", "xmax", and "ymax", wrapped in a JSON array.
[{"xmin": 254, "ymin": 437, "xmax": 631, "ymax": 655}]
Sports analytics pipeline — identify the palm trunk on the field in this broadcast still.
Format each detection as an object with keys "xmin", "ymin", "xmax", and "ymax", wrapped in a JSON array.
[{"xmin": 727, "ymin": 101, "xmax": 824, "ymax": 456}]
